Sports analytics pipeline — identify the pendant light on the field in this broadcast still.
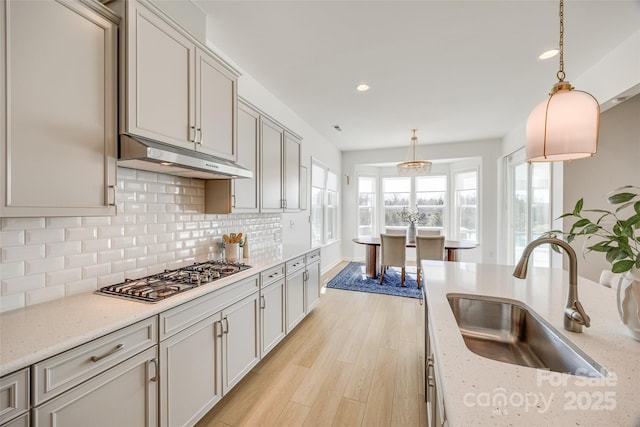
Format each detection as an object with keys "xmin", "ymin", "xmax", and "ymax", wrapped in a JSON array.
[
  {"xmin": 526, "ymin": 0, "xmax": 599, "ymax": 162},
  {"xmin": 397, "ymin": 129, "xmax": 432, "ymax": 176}
]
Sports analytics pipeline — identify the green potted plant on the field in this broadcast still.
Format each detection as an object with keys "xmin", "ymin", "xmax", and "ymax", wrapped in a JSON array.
[{"xmin": 552, "ymin": 185, "xmax": 640, "ymax": 340}]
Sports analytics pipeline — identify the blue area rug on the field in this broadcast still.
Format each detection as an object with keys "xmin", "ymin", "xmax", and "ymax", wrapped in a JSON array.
[{"xmin": 326, "ymin": 262, "xmax": 422, "ymax": 299}]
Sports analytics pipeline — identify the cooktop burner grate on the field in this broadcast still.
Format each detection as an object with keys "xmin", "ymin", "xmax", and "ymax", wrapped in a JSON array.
[{"xmin": 97, "ymin": 260, "xmax": 251, "ymax": 302}]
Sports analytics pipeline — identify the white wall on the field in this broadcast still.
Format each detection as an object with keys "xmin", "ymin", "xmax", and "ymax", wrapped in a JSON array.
[
  {"xmin": 342, "ymin": 139, "xmax": 501, "ymax": 264},
  {"xmin": 563, "ymin": 94, "xmax": 640, "ymax": 283}
]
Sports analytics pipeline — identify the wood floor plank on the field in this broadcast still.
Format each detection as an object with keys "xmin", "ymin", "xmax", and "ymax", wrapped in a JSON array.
[
  {"xmin": 291, "ymin": 327, "xmax": 350, "ymax": 406},
  {"xmin": 272, "ymin": 401, "xmax": 311, "ymax": 427},
  {"xmin": 332, "ymin": 398, "xmax": 365, "ymax": 427},
  {"xmin": 391, "ymin": 340, "xmax": 423, "ymax": 427},
  {"xmin": 235, "ymin": 364, "xmax": 309, "ymax": 427},
  {"xmin": 360, "ymin": 347, "xmax": 398, "ymax": 426},
  {"xmin": 302, "ymin": 360, "xmax": 353, "ymax": 427},
  {"xmin": 342, "ymin": 296, "xmax": 388, "ymax": 402}
]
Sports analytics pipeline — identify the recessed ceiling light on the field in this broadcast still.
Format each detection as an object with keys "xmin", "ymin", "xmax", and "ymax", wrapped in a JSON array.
[
  {"xmin": 539, "ymin": 49, "xmax": 559, "ymax": 60},
  {"xmin": 356, "ymin": 83, "xmax": 370, "ymax": 92}
]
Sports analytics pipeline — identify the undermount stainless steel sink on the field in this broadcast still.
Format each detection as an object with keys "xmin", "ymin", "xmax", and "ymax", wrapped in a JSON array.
[{"xmin": 447, "ymin": 294, "xmax": 608, "ymax": 378}]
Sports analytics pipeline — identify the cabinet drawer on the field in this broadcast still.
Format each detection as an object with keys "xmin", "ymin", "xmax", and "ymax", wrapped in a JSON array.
[
  {"xmin": 305, "ymin": 250, "xmax": 320, "ymax": 264},
  {"xmin": 0, "ymin": 368, "xmax": 28, "ymax": 424},
  {"xmin": 32, "ymin": 317, "xmax": 157, "ymax": 405},
  {"xmin": 286, "ymin": 256, "xmax": 305, "ymax": 274},
  {"xmin": 160, "ymin": 274, "xmax": 259, "ymax": 340},
  {"xmin": 260, "ymin": 264, "xmax": 284, "ymax": 286},
  {"xmin": 1, "ymin": 413, "xmax": 28, "ymax": 427}
]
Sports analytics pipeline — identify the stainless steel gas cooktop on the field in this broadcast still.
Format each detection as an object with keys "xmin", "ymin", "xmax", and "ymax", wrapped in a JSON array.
[{"xmin": 97, "ymin": 260, "xmax": 251, "ymax": 303}]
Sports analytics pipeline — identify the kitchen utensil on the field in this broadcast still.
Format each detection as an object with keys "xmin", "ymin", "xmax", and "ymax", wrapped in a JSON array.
[
  {"xmin": 236, "ymin": 232, "xmax": 243, "ymax": 243},
  {"xmin": 223, "ymin": 234, "xmax": 230, "ymax": 243}
]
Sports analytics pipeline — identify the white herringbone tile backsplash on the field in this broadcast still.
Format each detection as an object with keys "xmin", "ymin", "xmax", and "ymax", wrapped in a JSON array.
[{"xmin": 0, "ymin": 167, "xmax": 282, "ymax": 313}]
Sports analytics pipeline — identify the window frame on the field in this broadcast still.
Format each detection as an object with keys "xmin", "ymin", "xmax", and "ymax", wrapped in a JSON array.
[
  {"xmin": 311, "ymin": 159, "xmax": 339, "ymax": 248},
  {"xmin": 452, "ymin": 168, "xmax": 479, "ymax": 243}
]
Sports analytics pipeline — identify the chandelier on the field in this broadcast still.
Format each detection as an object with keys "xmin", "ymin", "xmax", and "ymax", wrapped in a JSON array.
[
  {"xmin": 397, "ymin": 129, "xmax": 432, "ymax": 176},
  {"xmin": 526, "ymin": 0, "xmax": 599, "ymax": 162}
]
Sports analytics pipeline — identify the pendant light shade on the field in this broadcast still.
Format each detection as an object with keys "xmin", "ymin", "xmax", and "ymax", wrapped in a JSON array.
[
  {"xmin": 397, "ymin": 129, "xmax": 432, "ymax": 176},
  {"xmin": 526, "ymin": 82, "xmax": 600, "ymax": 162},
  {"xmin": 525, "ymin": 0, "xmax": 600, "ymax": 162}
]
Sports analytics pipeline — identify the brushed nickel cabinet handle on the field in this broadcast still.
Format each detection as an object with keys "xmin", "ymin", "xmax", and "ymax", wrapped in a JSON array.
[
  {"xmin": 107, "ymin": 185, "xmax": 117, "ymax": 206},
  {"xmin": 90, "ymin": 343, "xmax": 124, "ymax": 362},
  {"xmin": 190, "ymin": 126, "xmax": 196, "ymax": 142},
  {"xmin": 149, "ymin": 358, "xmax": 158, "ymax": 382},
  {"xmin": 223, "ymin": 317, "xmax": 229, "ymax": 334},
  {"xmin": 196, "ymin": 128, "xmax": 202, "ymax": 145},
  {"xmin": 260, "ymin": 295, "xmax": 266, "ymax": 309}
]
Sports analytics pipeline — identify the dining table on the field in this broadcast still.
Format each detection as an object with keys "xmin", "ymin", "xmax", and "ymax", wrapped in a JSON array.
[{"xmin": 352, "ymin": 236, "xmax": 479, "ymax": 278}]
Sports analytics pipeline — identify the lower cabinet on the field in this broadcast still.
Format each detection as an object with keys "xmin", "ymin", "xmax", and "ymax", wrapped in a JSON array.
[
  {"xmin": 260, "ymin": 277, "xmax": 286, "ymax": 357},
  {"xmin": 221, "ymin": 292, "xmax": 260, "ymax": 392},
  {"xmin": 304, "ymin": 251, "xmax": 321, "ymax": 312},
  {"xmin": 159, "ymin": 314, "xmax": 222, "ymax": 427},
  {"xmin": 159, "ymin": 277, "xmax": 260, "ymax": 427},
  {"xmin": 285, "ymin": 259, "xmax": 306, "ymax": 333},
  {"xmin": 32, "ymin": 346, "xmax": 158, "ymax": 427}
]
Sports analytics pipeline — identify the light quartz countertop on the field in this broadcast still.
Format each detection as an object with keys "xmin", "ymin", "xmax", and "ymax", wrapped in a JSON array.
[
  {"xmin": 0, "ymin": 246, "xmax": 314, "ymax": 377},
  {"xmin": 422, "ymin": 260, "xmax": 640, "ymax": 427}
]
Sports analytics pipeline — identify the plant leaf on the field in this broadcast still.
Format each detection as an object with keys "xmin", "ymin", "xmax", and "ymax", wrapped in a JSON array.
[
  {"xmin": 583, "ymin": 224, "xmax": 600, "ymax": 235},
  {"xmin": 606, "ymin": 247, "xmax": 621, "ymax": 263},
  {"xmin": 612, "ymin": 259, "xmax": 634, "ymax": 273},
  {"xmin": 608, "ymin": 192, "xmax": 637, "ymax": 205},
  {"xmin": 573, "ymin": 198, "xmax": 584, "ymax": 215},
  {"xmin": 635, "ymin": 202, "xmax": 640, "ymax": 215}
]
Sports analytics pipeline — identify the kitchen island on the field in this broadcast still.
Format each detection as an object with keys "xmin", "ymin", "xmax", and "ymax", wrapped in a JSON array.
[{"xmin": 422, "ymin": 260, "xmax": 640, "ymax": 426}]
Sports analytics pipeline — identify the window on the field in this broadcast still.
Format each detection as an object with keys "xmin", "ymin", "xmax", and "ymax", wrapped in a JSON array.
[
  {"xmin": 357, "ymin": 176, "xmax": 376, "ymax": 236},
  {"xmin": 454, "ymin": 170, "xmax": 478, "ymax": 242},
  {"xmin": 311, "ymin": 160, "xmax": 339, "ymax": 247},
  {"xmin": 416, "ymin": 176, "xmax": 446, "ymax": 228},
  {"xmin": 383, "ymin": 177, "xmax": 411, "ymax": 227},
  {"xmin": 508, "ymin": 150, "xmax": 552, "ymax": 267}
]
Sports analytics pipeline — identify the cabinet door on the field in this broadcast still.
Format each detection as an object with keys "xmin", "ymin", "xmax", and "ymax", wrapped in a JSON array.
[
  {"xmin": 221, "ymin": 292, "xmax": 260, "ymax": 393},
  {"xmin": 260, "ymin": 117, "xmax": 284, "ymax": 212},
  {"xmin": 233, "ymin": 101, "xmax": 260, "ymax": 212},
  {"xmin": 305, "ymin": 260, "xmax": 321, "ymax": 312},
  {"xmin": 1, "ymin": 0, "xmax": 117, "ymax": 217},
  {"xmin": 286, "ymin": 269, "xmax": 306, "ymax": 333},
  {"xmin": 125, "ymin": 1, "xmax": 194, "ymax": 149},
  {"xmin": 260, "ymin": 278, "xmax": 286, "ymax": 357},
  {"xmin": 33, "ymin": 347, "xmax": 158, "ymax": 427},
  {"xmin": 195, "ymin": 48, "xmax": 237, "ymax": 160},
  {"xmin": 283, "ymin": 132, "xmax": 301, "ymax": 211},
  {"xmin": 159, "ymin": 314, "xmax": 222, "ymax": 427}
]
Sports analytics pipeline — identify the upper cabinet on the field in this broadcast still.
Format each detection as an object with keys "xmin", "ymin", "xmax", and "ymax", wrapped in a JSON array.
[
  {"xmin": 260, "ymin": 117, "xmax": 284, "ymax": 212},
  {"xmin": 260, "ymin": 118, "xmax": 301, "ymax": 213},
  {"xmin": 117, "ymin": 0, "xmax": 239, "ymax": 160},
  {"xmin": 0, "ymin": 0, "xmax": 118, "ymax": 217},
  {"xmin": 283, "ymin": 131, "xmax": 301, "ymax": 212},
  {"xmin": 204, "ymin": 99, "xmax": 260, "ymax": 214}
]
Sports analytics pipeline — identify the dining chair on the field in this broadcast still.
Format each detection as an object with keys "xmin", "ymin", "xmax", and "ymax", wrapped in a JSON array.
[
  {"xmin": 418, "ymin": 229, "xmax": 441, "ymax": 236},
  {"xmin": 384, "ymin": 227, "xmax": 406, "ymax": 235},
  {"xmin": 379, "ymin": 233, "xmax": 407, "ymax": 286},
  {"xmin": 415, "ymin": 235, "xmax": 445, "ymax": 288}
]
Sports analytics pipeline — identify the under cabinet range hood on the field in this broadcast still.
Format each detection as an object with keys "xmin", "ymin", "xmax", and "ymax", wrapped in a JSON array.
[{"xmin": 118, "ymin": 134, "xmax": 253, "ymax": 179}]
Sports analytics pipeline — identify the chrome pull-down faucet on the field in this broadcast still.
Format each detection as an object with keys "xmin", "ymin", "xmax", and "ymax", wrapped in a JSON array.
[{"xmin": 513, "ymin": 237, "xmax": 591, "ymax": 333}]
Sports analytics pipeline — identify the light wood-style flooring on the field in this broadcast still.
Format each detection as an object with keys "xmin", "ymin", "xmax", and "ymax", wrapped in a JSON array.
[{"xmin": 195, "ymin": 262, "xmax": 427, "ymax": 427}]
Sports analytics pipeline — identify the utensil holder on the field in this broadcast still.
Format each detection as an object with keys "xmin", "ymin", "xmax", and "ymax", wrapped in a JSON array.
[{"xmin": 225, "ymin": 243, "xmax": 239, "ymax": 262}]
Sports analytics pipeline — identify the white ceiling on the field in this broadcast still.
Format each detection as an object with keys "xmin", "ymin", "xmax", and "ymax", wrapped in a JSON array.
[{"xmin": 196, "ymin": 0, "xmax": 640, "ymax": 152}]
